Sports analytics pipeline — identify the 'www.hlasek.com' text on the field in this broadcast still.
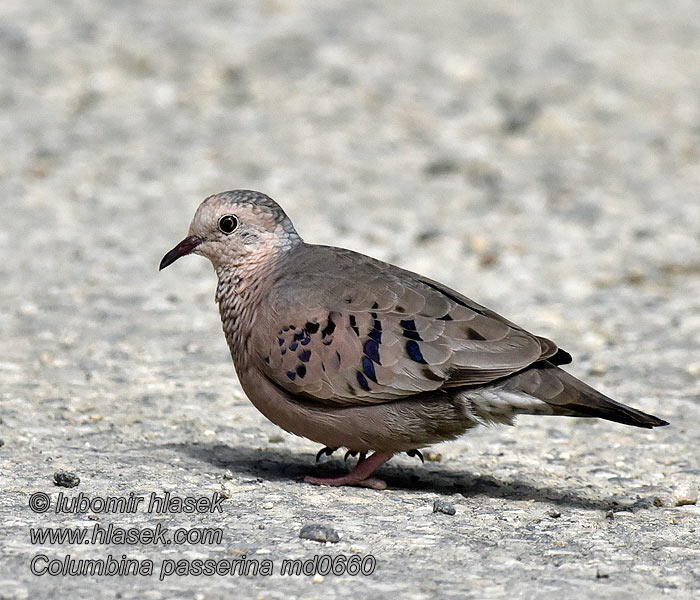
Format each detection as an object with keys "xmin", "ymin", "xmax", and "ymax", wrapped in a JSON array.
[{"xmin": 28, "ymin": 491, "xmax": 376, "ymax": 579}]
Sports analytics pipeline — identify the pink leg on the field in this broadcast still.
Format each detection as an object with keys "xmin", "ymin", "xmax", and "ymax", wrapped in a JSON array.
[{"xmin": 305, "ymin": 451, "xmax": 393, "ymax": 490}]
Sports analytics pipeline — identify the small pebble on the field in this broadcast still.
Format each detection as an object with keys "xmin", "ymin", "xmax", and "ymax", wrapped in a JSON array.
[
  {"xmin": 222, "ymin": 470, "xmax": 234, "ymax": 480},
  {"xmin": 312, "ymin": 574, "xmax": 324, "ymax": 584},
  {"xmin": 433, "ymin": 500, "xmax": 456, "ymax": 515},
  {"xmin": 546, "ymin": 509, "xmax": 561, "ymax": 519},
  {"xmin": 268, "ymin": 434, "xmax": 284, "ymax": 443},
  {"xmin": 653, "ymin": 497, "xmax": 664, "ymax": 507},
  {"xmin": 262, "ymin": 502, "xmax": 274, "ymax": 509},
  {"xmin": 53, "ymin": 470, "xmax": 80, "ymax": 488},
  {"xmin": 299, "ymin": 524, "xmax": 340, "ymax": 543},
  {"xmin": 0, "ymin": 438, "xmax": 4, "ymax": 447}
]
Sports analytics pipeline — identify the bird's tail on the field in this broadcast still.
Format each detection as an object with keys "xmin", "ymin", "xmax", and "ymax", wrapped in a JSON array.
[{"xmin": 500, "ymin": 362, "xmax": 669, "ymax": 429}]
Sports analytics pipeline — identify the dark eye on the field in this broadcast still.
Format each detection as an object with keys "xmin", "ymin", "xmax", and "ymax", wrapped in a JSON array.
[{"xmin": 218, "ymin": 214, "xmax": 239, "ymax": 234}]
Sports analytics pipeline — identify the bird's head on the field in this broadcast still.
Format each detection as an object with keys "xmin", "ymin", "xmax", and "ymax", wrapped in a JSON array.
[{"xmin": 159, "ymin": 190, "xmax": 302, "ymax": 273}]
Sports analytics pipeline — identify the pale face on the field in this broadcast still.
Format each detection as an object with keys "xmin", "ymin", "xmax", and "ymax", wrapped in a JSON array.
[{"xmin": 159, "ymin": 190, "xmax": 301, "ymax": 273}]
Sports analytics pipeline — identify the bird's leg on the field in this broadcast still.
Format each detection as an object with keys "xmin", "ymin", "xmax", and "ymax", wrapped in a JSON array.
[
  {"xmin": 305, "ymin": 452, "xmax": 393, "ymax": 490},
  {"xmin": 315, "ymin": 446, "xmax": 338, "ymax": 462},
  {"xmin": 406, "ymin": 449, "xmax": 424, "ymax": 464}
]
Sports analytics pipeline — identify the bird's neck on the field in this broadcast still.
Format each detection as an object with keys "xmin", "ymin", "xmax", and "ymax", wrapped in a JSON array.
[{"xmin": 214, "ymin": 255, "xmax": 280, "ymax": 368}]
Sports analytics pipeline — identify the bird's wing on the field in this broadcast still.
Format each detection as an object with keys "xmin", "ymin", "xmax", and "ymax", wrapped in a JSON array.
[{"xmin": 254, "ymin": 246, "xmax": 562, "ymax": 406}]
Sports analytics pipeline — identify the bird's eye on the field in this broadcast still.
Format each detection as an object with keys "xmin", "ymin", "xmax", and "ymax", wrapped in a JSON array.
[{"xmin": 218, "ymin": 214, "xmax": 239, "ymax": 234}]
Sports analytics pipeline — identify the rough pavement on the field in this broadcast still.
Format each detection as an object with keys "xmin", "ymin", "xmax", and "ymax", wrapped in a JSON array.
[{"xmin": 1, "ymin": 1, "xmax": 699, "ymax": 598}]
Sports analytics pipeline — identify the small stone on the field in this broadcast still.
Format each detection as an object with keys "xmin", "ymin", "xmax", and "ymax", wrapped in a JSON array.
[
  {"xmin": 546, "ymin": 509, "xmax": 561, "ymax": 519},
  {"xmin": 596, "ymin": 568, "xmax": 611, "ymax": 579},
  {"xmin": 222, "ymin": 470, "xmax": 234, "ymax": 480},
  {"xmin": 258, "ymin": 524, "xmax": 265, "ymax": 530},
  {"xmin": 268, "ymin": 434, "xmax": 284, "ymax": 443},
  {"xmin": 653, "ymin": 497, "xmax": 664, "ymax": 507},
  {"xmin": 433, "ymin": 500, "xmax": 456, "ymax": 515},
  {"xmin": 605, "ymin": 510, "xmax": 615, "ymax": 520},
  {"xmin": 54, "ymin": 470, "xmax": 80, "ymax": 488},
  {"xmin": 312, "ymin": 574, "xmax": 324, "ymax": 584},
  {"xmin": 262, "ymin": 502, "xmax": 274, "ymax": 509},
  {"xmin": 674, "ymin": 481, "xmax": 699, "ymax": 506},
  {"xmin": 299, "ymin": 524, "xmax": 340, "ymax": 543},
  {"xmin": 0, "ymin": 438, "xmax": 4, "ymax": 447},
  {"xmin": 88, "ymin": 514, "xmax": 99, "ymax": 521},
  {"xmin": 424, "ymin": 451, "xmax": 442, "ymax": 462}
]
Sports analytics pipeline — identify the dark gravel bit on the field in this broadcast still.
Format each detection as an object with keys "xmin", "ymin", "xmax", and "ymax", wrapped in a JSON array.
[
  {"xmin": 0, "ymin": 438, "xmax": 4, "ymax": 447},
  {"xmin": 53, "ymin": 470, "xmax": 80, "ymax": 488},
  {"xmin": 299, "ymin": 523, "xmax": 340, "ymax": 543},
  {"xmin": 433, "ymin": 500, "xmax": 456, "ymax": 515}
]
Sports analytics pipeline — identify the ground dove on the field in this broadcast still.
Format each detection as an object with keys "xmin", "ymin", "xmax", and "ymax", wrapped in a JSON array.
[{"xmin": 160, "ymin": 190, "xmax": 669, "ymax": 490}]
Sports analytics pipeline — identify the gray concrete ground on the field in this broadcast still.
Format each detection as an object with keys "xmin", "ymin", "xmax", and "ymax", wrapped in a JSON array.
[{"xmin": 1, "ymin": 1, "xmax": 699, "ymax": 598}]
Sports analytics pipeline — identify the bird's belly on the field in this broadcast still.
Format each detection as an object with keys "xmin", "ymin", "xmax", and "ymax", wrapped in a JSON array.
[{"xmin": 237, "ymin": 368, "xmax": 477, "ymax": 452}]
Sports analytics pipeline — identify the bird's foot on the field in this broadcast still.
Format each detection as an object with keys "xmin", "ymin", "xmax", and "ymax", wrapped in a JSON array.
[
  {"xmin": 344, "ymin": 450, "xmax": 367, "ymax": 464},
  {"xmin": 406, "ymin": 449, "xmax": 424, "ymax": 464},
  {"xmin": 315, "ymin": 446, "xmax": 339, "ymax": 463},
  {"xmin": 305, "ymin": 451, "xmax": 393, "ymax": 490}
]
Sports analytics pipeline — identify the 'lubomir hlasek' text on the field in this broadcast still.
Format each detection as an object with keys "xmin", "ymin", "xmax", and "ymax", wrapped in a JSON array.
[{"xmin": 53, "ymin": 492, "xmax": 225, "ymax": 514}]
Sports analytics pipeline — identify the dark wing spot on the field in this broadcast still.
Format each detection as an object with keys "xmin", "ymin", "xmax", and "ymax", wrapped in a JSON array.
[
  {"xmin": 336, "ymin": 351, "xmax": 342, "ymax": 366},
  {"xmin": 290, "ymin": 325, "xmax": 296, "ymax": 330},
  {"xmin": 403, "ymin": 330, "xmax": 423, "ymax": 341},
  {"xmin": 298, "ymin": 349, "xmax": 311, "ymax": 363},
  {"xmin": 305, "ymin": 321, "xmax": 320, "ymax": 334},
  {"xmin": 372, "ymin": 302, "xmax": 379, "ymax": 309},
  {"xmin": 400, "ymin": 319, "xmax": 417, "ymax": 330},
  {"xmin": 362, "ymin": 357, "xmax": 377, "ymax": 383},
  {"xmin": 421, "ymin": 367, "xmax": 444, "ymax": 382},
  {"xmin": 406, "ymin": 340, "xmax": 427, "ymax": 364},
  {"xmin": 321, "ymin": 362, "xmax": 326, "ymax": 372},
  {"xmin": 464, "ymin": 327, "xmax": 486, "ymax": 341},
  {"xmin": 289, "ymin": 342, "xmax": 298, "ymax": 351},
  {"xmin": 347, "ymin": 383, "xmax": 356, "ymax": 396},
  {"xmin": 356, "ymin": 371, "xmax": 370, "ymax": 391},
  {"xmin": 438, "ymin": 313, "xmax": 453, "ymax": 321},
  {"xmin": 343, "ymin": 295, "xmax": 353, "ymax": 304},
  {"xmin": 368, "ymin": 319, "xmax": 382, "ymax": 343},
  {"xmin": 301, "ymin": 337, "xmax": 311, "ymax": 345},
  {"xmin": 364, "ymin": 340, "xmax": 381, "ymax": 364},
  {"xmin": 264, "ymin": 356, "xmax": 270, "ymax": 365},
  {"xmin": 293, "ymin": 331, "xmax": 305, "ymax": 341},
  {"xmin": 395, "ymin": 305, "xmax": 406, "ymax": 313},
  {"xmin": 286, "ymin": 371, "xmax": 296, "ymax": 381},
  {"xmin": 296, "ymin": 365, "xmax": 307, "ymax": 378},
  {"xmin": 278, "ymin": 338, "xmax": 284, "ymax": 346},
  {"xmin": 321, "ymin": 315, "xmax": 336, "ymax": 338},
  {"xmin": 349, "ymin": 315, "xmax": 360, "ymax": 336},
  {"xmin": 282, "ymin": 327, "xmax": 289, "ymax": 332},
  {"xmin": 281, "ymin": 348, "xmax": 287, "ymax": 355}
]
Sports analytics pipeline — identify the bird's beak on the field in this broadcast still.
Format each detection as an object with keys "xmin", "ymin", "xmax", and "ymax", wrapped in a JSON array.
[{"xmin": 159, "ymin": 235, "xmax": 203, "ymax": 270}]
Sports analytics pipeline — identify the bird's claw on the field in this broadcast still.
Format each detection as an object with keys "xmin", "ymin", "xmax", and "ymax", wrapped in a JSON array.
[
  {"xmin": 344, "ymin": 450, "xmax": 367, "ymax": 464},
  {"xmin": 406, "ymin": 449, "xmax": 424, "ymax": 464},
  {"xmin": 315, "ymin": 446, "xmax": 338, "ymax": 463}
]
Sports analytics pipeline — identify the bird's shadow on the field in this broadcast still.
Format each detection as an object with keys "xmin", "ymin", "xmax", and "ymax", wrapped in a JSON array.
[{"xmin": 170, "ymin": 442, "xmax": 647, "ymax": 513}]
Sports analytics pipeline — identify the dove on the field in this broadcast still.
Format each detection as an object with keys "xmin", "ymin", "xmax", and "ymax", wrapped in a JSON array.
[{"xmin": 160, "ymin": 190, "xmax": 668, "ymax": 490}]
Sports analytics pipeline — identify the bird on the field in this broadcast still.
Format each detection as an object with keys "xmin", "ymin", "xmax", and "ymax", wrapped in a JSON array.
[{"xmin": 160, "ymin": 190, "xmax": 668, "ymax": 490}]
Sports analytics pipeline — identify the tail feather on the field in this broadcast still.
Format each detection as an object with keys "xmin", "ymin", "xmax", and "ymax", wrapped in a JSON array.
[{"xmin": 502, "ymin": 362, "xmax": 669, "ymax": 429}]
